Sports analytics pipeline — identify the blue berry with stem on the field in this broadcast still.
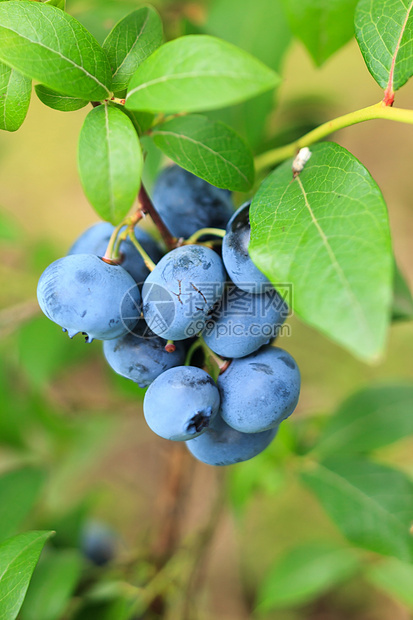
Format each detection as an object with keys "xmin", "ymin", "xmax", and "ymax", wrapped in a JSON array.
[
  {"xmin": 69, "ymin": 221, "xmax": 163, "ymax": 285},
  {"xmin": 37, "ymin": 254, "xmax": 141, "ymax": 342},
  {"xmin": 217, "ymin": 345, "xmax": 300, "ymax": 433},
  {"xmin": 143, "ymin": 366, "xmax": 220, "ymax": 441}
]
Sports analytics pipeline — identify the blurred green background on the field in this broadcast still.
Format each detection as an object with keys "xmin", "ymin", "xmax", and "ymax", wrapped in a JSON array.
[{"xmin": 0, "ymin": 0, "xmax": 413, "ymax": 618}]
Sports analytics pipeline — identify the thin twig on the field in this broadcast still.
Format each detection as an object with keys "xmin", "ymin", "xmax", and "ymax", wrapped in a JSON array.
[{"xmin": 139, "ymin": 184, "xmax": 177, "ymax": 250}]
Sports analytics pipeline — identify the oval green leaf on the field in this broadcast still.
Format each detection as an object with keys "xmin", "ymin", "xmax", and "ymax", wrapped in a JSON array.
[
  {"xmin": 282, "ymin": 0, "xmax": 359, "ymax": 66},
  {"xmin": 151, "ymin": 115, "xmax": 254, "ymax": 191},
  {"xmin": 256, "ymin": 542, "xmax": 359, "ymax": 611},
  {"xmin": 126, "ymin": 35, "xmax": 280, "ymax": 113},
  {"xmin": 315, "ymin": 383, "xmax": 413, "ymax": 456},
  {"xmin": 35, "ymin": 84, "xmax": 88, "ymax": 112},
  {"xmin": 302, "ymin": 457, "xmax": 413, "ymax": 562},
  {"xmin": 0, "ymin": 62, "xmax": 31, "ymax": 131},
  {"xmin": 20, "ymin": 550, "xmax": 83, "ymax": 620},
  {"xmin": 103, "ymin": 6, "xmax": 163, "ymax": 94},
  {"xmin": 0, "ymin": 468, "xmax": 45, "ymax": 543},
  {"xmin": 0, "ymin": 531, "xmax": 54, "ymax": 620},
  {"xmin": 249, "ymin": 142, "xmax": 393, "ymax": 362},
  {"xmin": 0, "ymin": 1, "xmax": 111, "ymax": 101},
  {"xmin": 78, "ymin": 104, "xmax": 143, "ymax": 224},
  {"xmin": 355, "ymin": 0, "xmax": 413, "ymax": 93}
]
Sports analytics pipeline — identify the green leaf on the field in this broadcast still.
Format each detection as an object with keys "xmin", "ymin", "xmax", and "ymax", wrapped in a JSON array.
[
  {"xmin": 0, "ymin": 468, "xmax": 45, "ymax": 543},
  {"xmin": 0, "ymin": 61, "xmax": 31, "ymax": 131},
  {"xmin": 315, "ymin": 383, "xmax": 413, "ymax": 456},
  {"xmin": 256, "ymin": 542, "xmax": 360, "ymax": 611},
  {"xmin": 122, "ymin": 108, "xmax": 154, "ymax": 136},
  {"xmin": 0, "ymin": 1, "xmax": 111, "ymax": 101},
  {"xmin": 302, "ymin": 457, "xmax": 413, "ymax": 561},
  {"xmin": 207, "ymin": 0, "xmax": 290, "ymax": 71},
  {"xmin": 355, "ymin": 0, "xmax": 413, "ymax": 92},
  {"xmin": 44, "ymin": 0, "xmax": 65, "ymax": 10},
  {"xmin": 366, "ymin": 557, "xmax": 413, "ymax": 609},
  {"xmin": 20, "ymin": 550, "xmax": 83, "ymax": 620},
  {"xmin": 392, "ymin": 261, "xmax": 413, "ymax": 321},
  {"xmin": 151, "ymin": 115, "xmax": 254, "ymax": 191},
  {"xmin": 103, "ymin": 6, "xmax": 163, "ymax": 93},
  {"xmin": 205, "ymin": 0, "xmax": 291, "ymax": 148},
  {"xmin": 126, "ymin": 35, "xmax": 280, "ymax": 113},
  {"xmin": 282, "ymin": 0, "xmax": 358, "ymax": 66},
  {"xmin": 78, "ymin": 103, "xmax": 143, "ymax": 224},
  {"xmin": 35, "ymin": 84, "xmax": 88, "ymax": 112},
  {"xmin": 0, "ymin": 530, "xmax": 53, "ymax": 620},
  {"xmin": 249, "ymin": 142, "xmax": 393, "ymax": 362},
  {"xmin": 140, "ymin": 134, "xmax": 162, "ymax": 192}
]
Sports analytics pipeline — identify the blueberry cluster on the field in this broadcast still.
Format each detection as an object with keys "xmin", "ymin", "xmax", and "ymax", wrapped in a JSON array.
[{"xmin": 37, "ymin": 166, "xmax": 300, "ymax": 466}]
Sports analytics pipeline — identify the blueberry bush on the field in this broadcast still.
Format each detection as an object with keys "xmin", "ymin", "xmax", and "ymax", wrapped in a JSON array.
[{"xmin": 0, "ymin": 0, "xmax": 413, "ymax": 618}]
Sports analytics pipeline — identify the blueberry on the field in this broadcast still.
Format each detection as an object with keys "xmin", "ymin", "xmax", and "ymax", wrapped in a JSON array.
[
  {"xmin": 103, "ymin": 321, "xmax": 186, "ymax": 388},
  {"xmin": 81, "ymin": 521, "xmax": 117, "ymax": 567},
  {"xmin": 69, "ymin": 222, "xmax": 163, "ymax": 285},
  {"xmin": 202, "ymin": 284, "xmax": 288, "ymax": 358},
  {"xmin": 222, "ymin": 201, "xmax": 271, "ymax": 294},
  {"xmin": 186, "ymin": 412, "xmax": 277, "ymax": 466},
  {"xmin": 218, "ymin": 346, "xmax": 300, "ymax": 433},
  {"xmin": 37, "ymin": 254, "xmax": 141, "ymax": 342},
  {"xmin": 152, "ymin": 165, "xmax": 234, "ymax": 238},
  {"xmin": 143, "ymin": 366, "xmax": 220, "ymax": 441},
  {"xmin": 142, "ymin": 245, "xmax": 226, "ymax": 340}
]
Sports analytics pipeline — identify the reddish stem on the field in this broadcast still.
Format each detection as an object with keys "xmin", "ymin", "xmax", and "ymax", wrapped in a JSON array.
[
  {"xmin": 139, "ymin": 184, "xmax": 177, "ymax": 250},
  {"xmin": 383, "ymin": 87, "xmax": 395, "ymax": 107},
  {"xmin": 382, "ymin": 1, "xmax": 413, "ymax": 107},
  {"xmin": 219, "ymin": 359, "xmax": 232, "ymax": 374}
]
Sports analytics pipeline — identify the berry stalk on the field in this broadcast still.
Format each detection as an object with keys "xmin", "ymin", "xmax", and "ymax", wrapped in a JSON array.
[
  {"xmin": 127, "ymin": 228, "xmax": 156, "ymax": 271},
  {"xmin": 138, "ymin": 184, "xmax": 177, "ymax": 250}
]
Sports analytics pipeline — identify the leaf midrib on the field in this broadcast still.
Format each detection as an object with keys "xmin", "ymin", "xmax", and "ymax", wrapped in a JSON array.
[
  {"xmin": 0, "ymin": 20, "xmax": 110, "ymax": 96},
  {"xmin": 152, "ymin": 127, "xmax": 250, "ymax": 185},
  {"xmin": 294, "ymin": 175, "xmax": 375, "ymax": 346},
  {"xmin": 112, "ymin": 9, "xmax": 150, "ymax": 79},
  {"xmin": 2, "ymin": 65, "xmax": 12, "ymax": 128},
  {"xmin": 313, "ymin": 462, "xmax": 412, "ymax": 553},
  {"xmin": 385, "ymin": 0, "xmax": 413, "ymax": 91},
  {"xmin": 127, "ymin": 69, "xmax": 274, "ymax": 98},
  {"xmin": 104, "ymin": 104, "xmax": 116, "ymax": 221}
]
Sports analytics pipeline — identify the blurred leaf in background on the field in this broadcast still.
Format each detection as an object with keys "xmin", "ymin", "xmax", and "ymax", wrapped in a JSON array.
[
  {"xmin": 206, "ymin": 0, "xmax": 291, "ymax": 149},
  {"xmin": 256, "ymin": 541, "xmax": 360, "ymax": 612}
]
